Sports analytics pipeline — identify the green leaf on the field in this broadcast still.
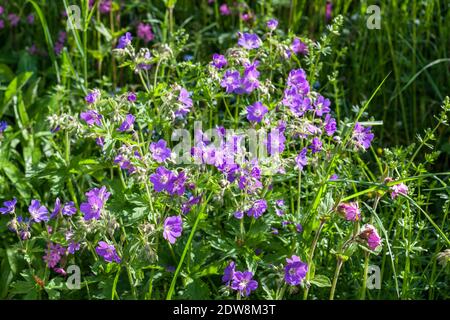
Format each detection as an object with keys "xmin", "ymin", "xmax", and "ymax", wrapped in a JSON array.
[{"xmin": 310, "ymin": 275, "xmax": 331, "ymax": 288}]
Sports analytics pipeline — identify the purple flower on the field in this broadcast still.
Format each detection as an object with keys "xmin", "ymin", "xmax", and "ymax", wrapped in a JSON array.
[
  {"xmin": 137, "ymin": 23, "xmax": 154, "ymax": 43},
  {"xmin": 230, "ymin": 271, "xmax": 258, "ymax": 297},
  {"xmin": 295, "ymin": 148, "xmax": 308, "ymax": 171},
  {"xmin": 163, "ymin": 215, "xmax": 183, "ymax": 244},
  {"xmin": 391, "ymin": 183, "xmax": 408, "ymax": 199},
  {"xmin": 237, "ymin": 33, "xmax": 262, "ymax": 50},
  {"xmin": 309, "ymin": 137, "xmax": 323, "ymax": 154},
  {"xmin": 127, "ymin": 92, "xmax": 137, "ymax": 102},
  {"xmin": 150, "ymin": 166, "xmax": 176, "ymax": 192},
  {"xmin": 211, "ymin": 53, "xmax": 227, "ymax": 69},
  {"xmin": 0, "ymin": 198, "xmax": 16, "ymax": 215},
  {"xmin": 284, "ymin": 255, "xmax": 308, "ymax": 285},
  {"xmin": 80, "ymin": 186, "xmax": 110, "ymax": 221},
  {"xmin": 80, "ymin": 110, "xmax": 102, "ymax": 127},
  {"xmin": 324, "ymin": 114, "xmax": 337, "ymax": 136},
  {"xmin": 167, "ymin": 171, "xmax": 187, "ymax": 196},
  {"xmin": 68, "ymin": 242, "xmax": 80, "ymax": 254},
  {"xmin": 352, "ymin": 123, "xmax": 374, "ymax": 150},
  {"xmin": 181, "ymin": 195, "xmax": 202, "ymax": 214},
  {"xmin": 221, "ymin": 70, "xmax": 241, "ymax": 93},
  {"xmin": 234, "ymin": 210, "xmax": 244, "ymax": 220},
  {"xmin": 272, "ymin": 228, "xmax": 279, "ymax": 235},
  {"xmin": 118, "ymin": 114, "xmax": 135, "ymax": 132},
  {"xmin": 314, "ymin": 95, "xmax": 331, "ymax": 117},
  {"xmin": 117, "ymin": 32, "xmax": 132, "ymax": 49},
  {"xmin": 286, "ymin": 93, "xmax": 311, "ymax": 117},
  {"xmin": 29, "ymin": 200, "xmax": 49, "ymax": 222},
  {"xmin": 8, "ymin": 14, "xmax": 20, "ymax": 27},
  {"xmin": 43, "ymin": 243, "xmax": 66, "ymax": 268},
  {"xmin": 99, "ymin": 0, "xmax": 112, "ymax": 14},
  {"xmin": 247, "ymin": 199, "xmax": 267, "ymax": 219},
  {"xmin": 27, "ymin": 14, "xmax": 34, "ymax": 24},
  {"xmin": 85, "ymin": 89, "xmax": 100, "ymax": 104},
  {"xmin": 96, "ymin": 241, "xmax": 121, "ymax": 263},
  {"xmin": 219, "ymin": 4, "xmax": 231, "ymax": 16},
  {"xmin": 0, "ymin": 120, "xmax": 7, "ymax": 133},
  {"xmin": 150, "ymin": 139, "xmax": 172, "ymax": 163},
  {"xmin": 50, "ymin": 198, "xmax": 62, "ymax": 219},
  {"xmin": 0, "ymin": 20, "xmax": 4, "ymax": 30},
  {"xmin": 337, "ymin": 202, "xmax": 361, "ymax": 221},
  {"xmin": 62, "ymin": 201, "xmax": 77, "ymax": 216},
  {"xmin": 329, "ymin": 174, "xmax": 339, "ymax": 181},
  {"xmin": 267, "ymin": 19, "xmax": 278, "ymax": 31},
  {"xmin": 240, "ymin": 61, "xmax": 260, "ymax": 93},
  {"xmin": 291, "ymin": 38, "xmax": 308, "ymax": 55},
  {"xmin": 296, "ymin": 223, "xmax": 303, "ymax": 233},
  {"xmin": 246, "ymin": 102, "xmax": 268, "ymax": 123},
  {"xmin": 176, "ymin": 87, "xmax": 193, "ymax": 117},
  {"xmin": 359, "ymin": 224, "xmax": 382, "ymax": 250},
  {"xmin": 325, "ymin": 1, "xmax": 332, "ymax": 21},
  {"xmin": 267, "ymin": 129, "xmax": 286, "ymax": 156},
  {"xmin": 0, "ymin": 7, "xmax": 4, "ymax": 15},
  {"xmin": 222, "ymin": 261, "xmax": 236, "ymax": 284}
]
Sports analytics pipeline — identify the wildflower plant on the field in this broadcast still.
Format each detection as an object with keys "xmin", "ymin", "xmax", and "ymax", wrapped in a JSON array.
[{"xmin": 0, "ymin": 1, "xmax": 449, "ymax": 301}]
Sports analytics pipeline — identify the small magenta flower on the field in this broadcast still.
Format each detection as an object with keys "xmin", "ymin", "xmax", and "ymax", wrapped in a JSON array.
[
  {"xmin": 117, "ymin": 114, "xmax": 135, "ymax": 132},
  {"xmin": 0, "ymin": 198, "xmax": 17, "ymax": 215},
  {"xmin": 325, "ymin": 1, "xmax": 333, "ymax": 22},
  {"xmin": 211, "ymin": 53, "xmax": 227, "ymax": 69},
  {"xmin": 150, "ymin": 166, "xmax": 176, "ymax": 192},
  {"xmin": 247, "ymin": 199, "xmax": 267, "ymax": 219},
  {"xmin": 231, "ymin": 271, "xmax": 258, "ymax": 297},
  {"xmin": 116, "ymin": 32, "xmax": 132, "ymax": 49},
  {"xmin": 337, "ymin": 202, "xmax": 361, "ymax": 221},
  {"xmin": 150, "ymin": 139, "xmax": 172, "ymax": 163},
  {"xmin": 96, "ymin": 241, "xmax": 121, "ymax": 263},
  {"xmin": 29, "ymin": 200, "xmax": 49, "ymax": 222},
  {"xmin": 295, "ymin": 148, "xmax": 308, "ymax": 171},
  {"xmin": 284, "ymin": 255, "xmax": 308, "ymax": 285},
  {"xmin": 267, "ymin": 19, "xmax": 278, "ymax": 31},
  {"xmin": 359, "ymin": 224, "xmax": 382, "ymax": 250},
  {"xmin": 137, "ymin": 23, "xmax": 154, "ymax": 43},
  {"xmin": 219, "ymin": 4, "xmax": 231, "ymax": 16},
  {"xmin": 237, "ymin": 32, "xmax": 262, "ymax": 50},
  {"xmin": 391, "ymin": 183, "xmax": 408, "ymax": 199},
  {"xmin": 27, "ymin": 14, "xmax": 34, "ymax": 24},
  {"xmin": 43, "ymin": 243, "xmax": 66, "ymax": 268},
  {"xmin": 246, "ymin": 102, "xmax": 268, "ymax": 123},
  {"xmin": 163, "ymin": 215, "xmax": 183, "ymax": 244},
  {"xmin": 8, "ymin": 14, "xmax": 20, "ymax": 27},
  {"xmin": 352, "ymin": 123, "xmax": 374, "ymax": 150},
  {"xmin": 291, "ymin": 38, "xmax": 308, "ymax": 55},
  {"xmin": 85, "ymin": 89, "xmax": 100, "ymax": 104},
  {"xmin": 222, "ymin": 261, "xmax": 236, "ymax": 284},
  {"xmin": 99, "ymin": 0, "xmax": 112, "ymax": 14}
]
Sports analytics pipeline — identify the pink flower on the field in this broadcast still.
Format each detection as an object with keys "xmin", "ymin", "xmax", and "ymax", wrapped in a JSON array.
[
  {"xmin": 359, "ymin": 224, "xmax": 382, "ymax": 250},
  {"xmin": 137, "ymin": 23, "xmax": 154, "ymax": 43},
  {"xmin": 391, "ymin": 183, "xmax": 408, "ymax": 199},
  {"xmin": 337, "ymin": 202, "xmax": 361, "ymax": 221},
  {"xmin": 219, "ymin": 4, "xmax": 231, "ymax": 16}
]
